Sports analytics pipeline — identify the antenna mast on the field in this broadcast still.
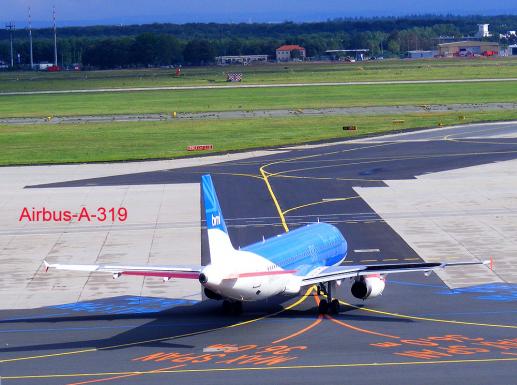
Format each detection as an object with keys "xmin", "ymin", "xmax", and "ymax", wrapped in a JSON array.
[{"xmin": 53, "ymin": 5, "xmax": 58, "ymax": 66}]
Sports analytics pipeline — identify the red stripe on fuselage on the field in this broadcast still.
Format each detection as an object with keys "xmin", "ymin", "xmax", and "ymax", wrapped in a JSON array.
[
  {"xmin": 236, "ymin": 270, "xmax": 297, "ymax": 278},
  {"xmin": 121, "ymin": 271, "xmax": 200, "ymax": 279}
]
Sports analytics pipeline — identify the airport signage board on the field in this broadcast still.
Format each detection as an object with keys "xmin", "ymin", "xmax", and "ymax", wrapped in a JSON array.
[{"xmin": 187, "ymin": 144, "xmax": 214, "ymax": 151}]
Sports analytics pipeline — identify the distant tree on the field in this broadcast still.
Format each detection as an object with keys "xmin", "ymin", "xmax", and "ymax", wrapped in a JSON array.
[
  {"xmin": 183, "ymin": 39, "xmax": 216, "ymax": 65},
  {"xmin": 157, "ymin": 35, "xmax": 183, "ymax": 64},
  {"xmin": 131, "ymin": 33, "xmax": 161, "ymax": 65},
  {"xmin": 83, "ymin": 38, "xmax": 131, "ymax": 68},
  {"xmin": 2, "ymin": 15, "xmax": 515, "ymax": 69}
]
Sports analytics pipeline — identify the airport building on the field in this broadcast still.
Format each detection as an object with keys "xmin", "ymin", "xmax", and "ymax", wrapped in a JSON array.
[
  {"xmin": 509, "ymin": 45, "xmax": 517, "ymax": 56},
  {"xmin": 275, "ymin": 45, "xmax": 306, "ymax": 62},
  {"xmin": 215, "ymin": 55, "xmax": 268, "ymax": 65},
  {"xmin": 325, "ymin": 49, "xmax": 370, "ymax": 61},
  {"xmin": 407, "ymin": 50, "xmax": 435, "ymax": 59},
  {"xmin": 475, "ymin": 24, "xmax": 492, "ymax": 38},
  {"xmin": 438, "ymin": 41, "xmax": 500, "ymax": 57}
]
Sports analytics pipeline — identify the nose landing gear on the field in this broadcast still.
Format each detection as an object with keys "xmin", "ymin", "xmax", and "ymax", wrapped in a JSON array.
[{"xmin": 317, "ymin": 282, "xmax": 340, "ymax": 314}]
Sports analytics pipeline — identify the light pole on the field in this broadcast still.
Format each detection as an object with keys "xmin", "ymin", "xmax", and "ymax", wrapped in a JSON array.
[
  {"xmin": 6, "ymin": 21, "xmax": 15, "ymax": 68},
  {"xmin": 28, "ymin": 7, "xmax": 34, "ymax": 69}
]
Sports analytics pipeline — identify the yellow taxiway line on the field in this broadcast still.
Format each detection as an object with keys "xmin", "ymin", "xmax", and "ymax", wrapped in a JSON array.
[
  {"xmin": 4, "ymin": 357, "xmax": 517, "ymax": 380},
  {"xmin": 340, "ymin": 301, "xmax": 517, "ymax": 329}
]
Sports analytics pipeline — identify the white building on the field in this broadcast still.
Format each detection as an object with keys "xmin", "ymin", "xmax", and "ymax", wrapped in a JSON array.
[
  {"xmin": 500, "ymin": 31, "xmax": 517, "ymax": 39},
  {"xmin": 476, "ymin": 24, "xmax": 491, "ymax": 38},
  {"xmin": 275, "ymin": 45, "xmax": 306, "ymax": 62},
  {"xmin": 38, "ymin": 62, "xmax": 53, "ymax": 70},
  {"xmin": 215, "ymin": 55, "xmax": 268, "ymax": 65}
]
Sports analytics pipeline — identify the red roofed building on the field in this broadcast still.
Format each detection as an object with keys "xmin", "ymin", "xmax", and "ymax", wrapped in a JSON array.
[{"xmin": 276, "ymin": 45, "xmax": 306, "ymax": 62}]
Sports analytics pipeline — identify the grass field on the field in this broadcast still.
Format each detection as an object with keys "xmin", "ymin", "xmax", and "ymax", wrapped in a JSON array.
[
  {"xmin": 2, "ymin": 110, "xmax": 516, "ymax": 165},
  {"xmin": 1, "ymin": 81, "xmax": 517, "ymax": 118},
  {"xmin": 1, "ymin": 58, "xmax": 516, "ymax": 166},
  {"xmin": 1, "ymin": 57, "xmax": 517, "ymax": 92}
]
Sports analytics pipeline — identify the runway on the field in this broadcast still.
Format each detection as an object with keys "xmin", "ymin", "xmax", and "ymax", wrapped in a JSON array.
[
  {"xmin": 2, "ymin": 77, "xmax": 517, "ymax": 96},
  {"xmin": 1, "ymin": 122, "xmax": 517, "ymax": 384}
]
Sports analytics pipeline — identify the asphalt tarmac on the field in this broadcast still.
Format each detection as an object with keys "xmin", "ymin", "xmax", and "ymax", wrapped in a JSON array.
[{"xmin": 1, "ymin": 123, "xmax": 517, "ymax": 385}]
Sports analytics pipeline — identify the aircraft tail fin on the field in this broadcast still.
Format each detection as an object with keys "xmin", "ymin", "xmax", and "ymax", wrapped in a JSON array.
[{"xmin": 202, "ymin": 175, "xmax": 234, "ymax": 265}]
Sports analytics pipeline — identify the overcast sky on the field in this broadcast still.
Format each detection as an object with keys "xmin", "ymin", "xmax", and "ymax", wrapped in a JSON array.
[{"xmin": 4, "ymin": 0, "xmax": 517, "ymax": 27}]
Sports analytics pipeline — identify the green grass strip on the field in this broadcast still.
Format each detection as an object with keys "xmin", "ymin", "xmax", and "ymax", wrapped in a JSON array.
[
  {"xmin": 1, "ymin": 110, "xmax": 516, "ymax": 166},
  {"xmin": 1, "ymin": 81, "xmax": 517, "ymax": 118}
]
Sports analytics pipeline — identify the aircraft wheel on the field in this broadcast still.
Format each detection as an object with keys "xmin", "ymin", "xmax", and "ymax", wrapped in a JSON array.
[
  {"xmin": 330, "ymin": 299, "xmax": 340, "ymax": 314},
  {"xmin": 232, "ymin": 301, "xmax": 243, "ymax": 315},
  {"xmin": 222, "ymin": 300, "xmax": 232, "ymax": 314},
  {"xmin": 318, "ymin": 299, "xmax": 329, "ymax": 314}
]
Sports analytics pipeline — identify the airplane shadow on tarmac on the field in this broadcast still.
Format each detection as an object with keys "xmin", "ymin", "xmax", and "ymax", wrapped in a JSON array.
[{"xmin": 0, "ymin": 295, "xmax": 412, "ymax": 355}]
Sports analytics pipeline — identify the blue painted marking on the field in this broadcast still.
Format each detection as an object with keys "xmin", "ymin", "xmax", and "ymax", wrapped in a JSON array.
[
  {"xmin": 50, "ymin": 296, "xmax": 199, "ymax": 315},
  {"xmin": 359, "ymin": 167, "xmax": 385, "ymax": 176},
  {"xmin": 391, "ymin": 280, "xmax": 517, "ymax": 303},
  {"xmin": 436, "ymin": 283, "xmax": 517, "ymax": 302},
  {"xmin": 0, "ymin": 312, "xmax": 71, "ymax": 323},
  {"xmin": 413, "ymin": 310, "xmax": 517, "ymax": 317},
  {"xmin": 0, "ymin": 321, "xmax": 215, "ymax": 334}
]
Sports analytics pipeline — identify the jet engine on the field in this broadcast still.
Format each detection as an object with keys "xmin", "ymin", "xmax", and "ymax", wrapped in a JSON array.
[
  {"xmin": 351, "ymin": 275, "xmax": 385, "ymax": 299},
  {"xmin": 204, "ymin": 288, "xmax": 223, "ymax": 300},
  {"xmin": 283, "ymin": 276, "xmax": 302, "ymax": 295}
]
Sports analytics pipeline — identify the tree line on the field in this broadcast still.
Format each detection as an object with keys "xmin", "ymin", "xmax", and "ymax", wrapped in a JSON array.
[{"xmin": 0, "ymin": 15, "xmax": 515, "ymax": 68}]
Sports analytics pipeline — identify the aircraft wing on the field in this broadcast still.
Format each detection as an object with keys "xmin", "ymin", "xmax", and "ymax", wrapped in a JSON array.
[
  {"xmin": 301, "ymin": 260, "xmax": 489, "ymax": 286},
  {"xmin": 43, "ymin": 260, "xmax": 202, "ymax": 279}
]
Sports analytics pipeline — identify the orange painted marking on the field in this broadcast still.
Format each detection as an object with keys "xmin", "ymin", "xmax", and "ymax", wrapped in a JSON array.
[
  {"xmin": 315, "ymin": 294, "xmax": 400, "ymax": 339},
  {"xmin": 326, "ymin": 315, "xmax": 401, "ymax": 339},
  {"xmin": 314, "ymin": 295, "xmax": 400, "ymax": 339},
  {"xmin": 272, "ymin": 317, "xmax": 323, "ymax": 344},
  {"xmin": 65, "ymin": 364, "xmax": 186, "ymax": 385},
  {"xmin": 271, "ymin": 293, "xmax": 323, "ymax": 344}
]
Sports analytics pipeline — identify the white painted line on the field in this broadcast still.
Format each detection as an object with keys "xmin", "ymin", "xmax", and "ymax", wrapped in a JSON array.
[
  {"xmin": 203, "ymin": 347, "xmax": 237, "ymax": 353},
  {"xmin": 354, "ymin": 249, "xmax": 381, "ymax": 253}
]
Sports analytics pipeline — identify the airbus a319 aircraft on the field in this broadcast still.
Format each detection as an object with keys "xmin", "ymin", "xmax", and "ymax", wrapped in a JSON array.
[{"xmin": 45, "ymin": 175, "xmax": 487, "ymax": 314}]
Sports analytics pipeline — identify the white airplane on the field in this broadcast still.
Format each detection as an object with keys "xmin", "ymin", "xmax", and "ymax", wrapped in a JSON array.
[{"xmin": 45, "ymin": 175, "xmax": 488, "ymax": 314}]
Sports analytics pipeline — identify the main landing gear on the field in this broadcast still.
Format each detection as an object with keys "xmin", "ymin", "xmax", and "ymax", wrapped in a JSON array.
[
  {"xmin": 222, "ymin": 299, "xmax": 243, "ymax": 315},
  {"xmin": 317, "ymin": 282, "xmax": 340, "ymax": 314}
]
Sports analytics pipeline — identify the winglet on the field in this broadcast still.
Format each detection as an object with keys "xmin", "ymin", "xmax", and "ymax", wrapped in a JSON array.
[{"xmin": 43, "ymin": 260, "xmax": 50, "ymax": 272}]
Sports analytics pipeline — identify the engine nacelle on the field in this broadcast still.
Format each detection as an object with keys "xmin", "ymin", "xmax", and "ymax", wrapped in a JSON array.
[
  {"xmin": 204, "ymin": 287, "xmax": 223, "ymax": 300},
  {"xmin": 351, "ymin": 275, "xmax": 385, "ymax": 300},
  {"xmin": 199, "ymin": 265, "xmax": 224, "ymax": 288},
  {"xmin": 283, "ymin": 276, "xmax": 302, "ymax": 295}
]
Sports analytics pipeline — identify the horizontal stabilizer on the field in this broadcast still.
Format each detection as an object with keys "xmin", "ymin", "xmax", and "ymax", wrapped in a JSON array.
[{"xmin": 43, "ymin": 260, "xmax": 202, "ymax": 279}]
